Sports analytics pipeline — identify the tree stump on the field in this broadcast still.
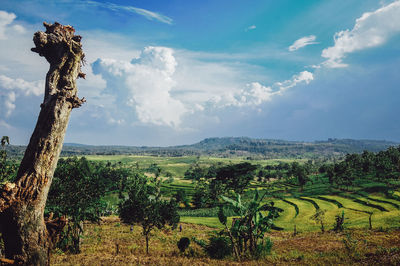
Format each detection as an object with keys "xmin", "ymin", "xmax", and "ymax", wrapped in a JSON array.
[{"xmin": 0, "ymin": 22, "xmax": 85, "ymax": 265}]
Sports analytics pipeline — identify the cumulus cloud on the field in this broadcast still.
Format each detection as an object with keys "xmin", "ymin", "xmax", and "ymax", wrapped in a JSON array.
[
  {"xmin": 0, "ymin": 10, "xmax": 16, "ymax": 39},
  {"xmin": 289, "ymin": 35, "xmax": 318, "ymax": 51},
  {"xmin": 83, "ymin": 1, "xmax": 173, "ymax": 24},
  {"xmin": 322, "ymin": 1, "xmax": 400, "ymax": 67},
  {"xmin": 234, "ymin": 83, "xmax": 273, "ymax": 106},
  {"xmin": 0, "ymin": 74, "xmax": 44, "ymax": 118},
  {"xmin": 212, "ymin": 71, "xmax": 314, "ymax": 108},
  {"xmin": 92, "ymin": 46, "xmax": 187, "ymax": 127},
  {"xmin": 92, "ymin": 45, "xmax": 316, "ymax": 127}
]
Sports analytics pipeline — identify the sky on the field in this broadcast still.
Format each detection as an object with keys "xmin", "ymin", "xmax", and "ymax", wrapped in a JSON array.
[{"xmin": 0, "ymin": 0, "xmax": 400, "ymax": 146}]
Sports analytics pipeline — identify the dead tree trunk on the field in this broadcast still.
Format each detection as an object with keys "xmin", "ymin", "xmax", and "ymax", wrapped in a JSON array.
[{"xmin": 0, "ymin": 22, "xmax": 85, "ymax": 265}]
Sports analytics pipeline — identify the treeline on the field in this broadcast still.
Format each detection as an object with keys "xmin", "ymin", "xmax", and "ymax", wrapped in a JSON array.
[{"xmin": 320, "ymin": 146, "xmax": 400, "ymax": 189}]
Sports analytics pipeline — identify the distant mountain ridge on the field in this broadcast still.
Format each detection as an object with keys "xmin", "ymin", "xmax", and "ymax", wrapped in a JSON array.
[{"xmin": 6, "ymin": 137, "xmax": 399, "ymax": 159}]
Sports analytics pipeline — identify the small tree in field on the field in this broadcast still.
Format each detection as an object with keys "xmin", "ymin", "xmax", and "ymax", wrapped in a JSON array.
[
  {"xmin": 0, "ymin": 136, "xmax": 17, "ymax": 184},
  {"xmin": 46, "ymin": 157, "xmax": 108, "ymax": 253},
  {"xmin": 119, "ymin": 174, "xmax": 180, "ymax": 254},
  {"xmin": 310, "ymin": 209, "xmax": 326, "ymax": 233}
]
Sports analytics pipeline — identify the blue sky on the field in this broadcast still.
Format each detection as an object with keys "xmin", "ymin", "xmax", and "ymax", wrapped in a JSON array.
[{"xmin": 1, "ymin": 0, "xmax": 400, "ymax": 146}]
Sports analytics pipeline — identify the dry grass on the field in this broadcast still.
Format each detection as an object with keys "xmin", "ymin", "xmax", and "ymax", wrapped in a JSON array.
[{"xmin": 52, "ymin": 217, "xmax": 400, "ymax": 265}]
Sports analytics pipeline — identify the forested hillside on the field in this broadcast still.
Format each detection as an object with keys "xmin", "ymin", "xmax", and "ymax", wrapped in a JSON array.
[{"xmin": 5, "ymin": 137, "xmax": 398, "ymax": 159}]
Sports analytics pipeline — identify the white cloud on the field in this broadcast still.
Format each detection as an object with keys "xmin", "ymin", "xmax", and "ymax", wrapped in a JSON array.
[
  {"xmin": 212, "ymin": 71, "xmax": 314, "ymax": 108},
  {"xmin": 91, "ymin": 44, "xmax": 316, "ymax": 127},
  {"xmin": 0, "ymin": 75, "xmax": 43, "ymax": 96},
  {"xmin": 12, "ymin": 24, "xmax": 26, "ymax": 34},
  {"xmin": 289, "ymin": 35, "xmax": 318, "ymax": 51},
  {"xmin": 322, "ymin": 1, "xmax": 400, "ymax": 68},
  {"xmin": 235, "ymin": 82, "xmax": 273, "ymax": 106},
  {"xmin": 0, "ymin": 74, "xmax": 44, "ymax": 118},
  {"xmin": 245, "ymin": 25, "xmax": 256, "ymax": 31},
  {"xmin": 92, "ymin": 46, "xmax": 187, "ymax": 127},
  {"xmin": 0, "ymin": 10, "xmax": 16, "ymax": 39},
  {"xmin": 274, "ymin": 71, "xmax": 314, "ymax": 94},
  {"xmin": 84, "ymin": 1, "xmax": 173, "ymax": 24}
]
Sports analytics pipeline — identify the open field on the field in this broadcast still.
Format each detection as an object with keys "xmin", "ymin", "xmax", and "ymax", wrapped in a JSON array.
[
  {"xmin": 52, "ymin": 217, "xmax": 400, "ymax": 265},
  {"xmin": 79, "ymin": 155, "xmax": 300, "ymax": 179}
]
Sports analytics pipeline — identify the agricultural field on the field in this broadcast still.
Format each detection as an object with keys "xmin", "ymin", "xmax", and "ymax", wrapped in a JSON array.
[
  {"xmin": 84, "ymin": 155, "xmax": 400, "ymax": 232},
  {"xmin": 80, "ymin": 155, "xmax": 299, "ymax": 179},
  {"xmin": 178, "ymin": 192, "xmax": 400, "ymax": 231}
]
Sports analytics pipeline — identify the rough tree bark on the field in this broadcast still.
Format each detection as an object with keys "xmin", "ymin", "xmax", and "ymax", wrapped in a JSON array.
[{"xmin": 0, "ymin": 22, "xmax": 85, "ymax": 265}]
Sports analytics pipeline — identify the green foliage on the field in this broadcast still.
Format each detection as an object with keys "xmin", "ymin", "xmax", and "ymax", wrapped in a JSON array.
[
  {"xmin": 190, "ymin": 162, "xmax": 258, "ymax": 208},
  {"xmin": 178, "ymin": 206, "xmax": 236, "ymax": 218},
  {"xmin": 213, "ymin": 162, "xmax": 257, "ymax": 194},
  {"xmin": 146, "ymin": 163, "xmax": 162, "ymax": 177},
  {"xmin": 333, "ymin": 211, "xmax": 346, "ymax": 232},
  {"xmin": 310, "ymin": 209, "xmax": 326, "ymax": 233},
  {"xmin": 323, "ymin": 146, "xmax": 400, "ymax": 189},
  {"xmin": 177, "ymin": 237, "xmax": 190, "ymax": 253},
  {"xmin": 0, "ymin": 136, "xmax": 17, "ymax": 184},
  {"xmin": 255, "ymin": 237, "xmax": 273, "ymax": 259},
  {"xmin": 184, "ymin": 163, "xmax": 206, "ymax": 180},
  {"xmin": 205, "ymin": 236, "xmax": 232, "ymax": 259},
  {"xmin": 191, "ymin": 187, "xmax": 208, "ymax": 208},
  {"xmin": 218, "ymin": 190, "xmax": 283, "ymax": 260},
  {"xmin": 119, "ymin": 174, "xmax": 180, "ymax": 254},
  {"xmin": 46, "ymin": 157, "xmax": 113, "ymax": 253},
  {"xmin": 289, "ymin": 162, "xmax": 310, "ymax": 187},
  {"xmin": 174, "ymin": 189, "xmax": 190, "ymax": 208},
  {"xmin": 1, "ymin": 136, "xmax": 9, "ymax": 147}
]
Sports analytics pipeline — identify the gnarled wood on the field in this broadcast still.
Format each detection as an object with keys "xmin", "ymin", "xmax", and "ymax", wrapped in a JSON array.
[{"xmin": 0, "ymin": 22, "xmax": 85, "ymax": 265}]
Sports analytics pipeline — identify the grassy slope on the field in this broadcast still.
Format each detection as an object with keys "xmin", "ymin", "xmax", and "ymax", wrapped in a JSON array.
[{"xmin": 52, "ymin": 217, "xmax": 400, "ymax": 265}]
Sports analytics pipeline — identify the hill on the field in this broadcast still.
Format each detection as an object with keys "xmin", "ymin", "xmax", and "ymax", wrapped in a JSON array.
[{"xmin": 5, "ymin": 137, "xmax": 398, "ymax": 159}]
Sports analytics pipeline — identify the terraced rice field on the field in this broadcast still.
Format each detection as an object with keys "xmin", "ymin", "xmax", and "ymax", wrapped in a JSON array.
[
  {"xmin": 184, "ymin": 193, "xmax": 400, "ymax": 231},
  {"xmin": 84, "ymin": 155, "xmax": 400, "ymax": 232}
]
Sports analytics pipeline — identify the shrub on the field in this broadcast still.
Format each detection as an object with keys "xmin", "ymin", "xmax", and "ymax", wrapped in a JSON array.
[
  {"xmin": 205, "ymin": 236, "xmax": 232, "ymax": 259},
  {"xmin": 177, "ymin": 237, "xmax": 190, "ymax": 253},
  {"xmin": 333, "ymin": 211, "xmax": 345, "ymax": 232},
  {"xmin": 255, "ymin": 237, "xmax": 273, "ymax": 259}
]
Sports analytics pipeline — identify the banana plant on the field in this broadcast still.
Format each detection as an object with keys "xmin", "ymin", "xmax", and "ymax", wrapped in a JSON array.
[{"xmin": 218, "ymin": 190, "xmax": 283, "ymax": 259}]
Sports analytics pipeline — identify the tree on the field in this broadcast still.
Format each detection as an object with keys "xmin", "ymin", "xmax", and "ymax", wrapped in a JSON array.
[
  {"xmin": 184, "ymin": 164, "xmax": 206, "ymax": 180},
  {"xmin": 192, "ymin": 179, "xmax": 209, "ymax": 208},
  {"xmin": 0, "ymin": 22, "xmax": 85, "ymax": 265},
  {"xmin": 211, "ymin": 162, "xmax": 257, "ymax": 195},
  {"xmin": 289, "ymin": 162, "xmax": 308, "ymax": 188},
  {"xmin": 174, "ymin": 189, "xmax": 190, "ymax": 208},
  {"xmin": 119, "ymin": 175, "xmax": 180, "ymax": 254},
  {"xmin": 46, "ymin": 157, "xmax": 108, "ymax": 253},
  {"xmin": 0, "ymin": 136, "xmax": 17, "ymax": 184},
  {"xmin": 310, "ymin": 209, "xmax": 326, "ymax": 233}
]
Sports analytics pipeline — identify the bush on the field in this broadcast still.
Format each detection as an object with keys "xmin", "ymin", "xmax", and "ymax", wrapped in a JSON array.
[
  {"xmin": 255, "ymin": 237, "xmax": 273, "ymax": 259},
  {"xmin": 177, "ymin": 237, "xmax": 190, "ymax": 253},
  {"xmin": 205, "ymin": 236, "xmax": 232, "ymax": 259}
]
